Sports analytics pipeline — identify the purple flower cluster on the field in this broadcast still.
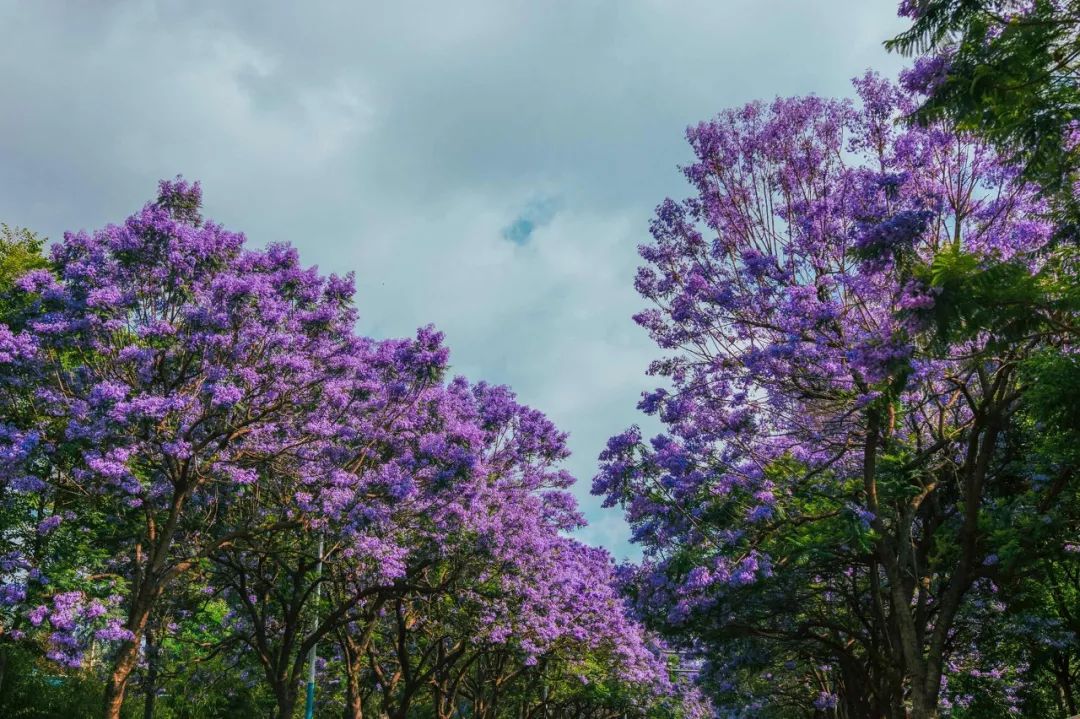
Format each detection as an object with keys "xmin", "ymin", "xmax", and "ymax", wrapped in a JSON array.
[
  {"xmin": 595, "ymin": 71, "xmax": 1054, "ymax": 713},
  {"xmin": 0, "ymin": 177, "xmax": 705, "ymax": 716}
]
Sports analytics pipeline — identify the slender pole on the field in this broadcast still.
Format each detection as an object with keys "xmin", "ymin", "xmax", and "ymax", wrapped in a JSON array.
[{"xmin": 304, "ymin": 533, "xmax": 324, "ymax": 719}]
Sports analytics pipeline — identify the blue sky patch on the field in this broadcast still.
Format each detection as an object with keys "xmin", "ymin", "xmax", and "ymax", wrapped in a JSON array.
[{"xmin": 502, "ymin": 197, "xmax": 560, "ymax": 245}]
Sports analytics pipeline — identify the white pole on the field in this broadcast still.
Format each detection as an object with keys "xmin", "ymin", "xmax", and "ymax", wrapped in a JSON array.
[{"xmin": 303, "ymin": 533, "xmax": 324, "ymax": 719}]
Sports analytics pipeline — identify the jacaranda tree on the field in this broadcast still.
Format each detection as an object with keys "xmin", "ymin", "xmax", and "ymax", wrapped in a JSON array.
[
  {"xmin": 595, "ymin": 73, "xmax": 1078, "ymax": 717},
  {"xmin": 0, "ymin": 181, "xmax": 709, "ymax": 719},
  {"xmin": 2, "ymin": 179, "xmax": 372, "ymax": 717}
]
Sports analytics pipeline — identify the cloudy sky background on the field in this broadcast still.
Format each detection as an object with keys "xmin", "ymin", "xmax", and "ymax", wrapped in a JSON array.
[{"xmin": 0, "ymin": 0, "xmax": 909, "ymax": 558}]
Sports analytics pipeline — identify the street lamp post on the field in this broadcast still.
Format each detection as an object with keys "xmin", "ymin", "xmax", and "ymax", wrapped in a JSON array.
[{"xmin": 303, "ymin": 533, "xmax": 324, "ymax": 719}]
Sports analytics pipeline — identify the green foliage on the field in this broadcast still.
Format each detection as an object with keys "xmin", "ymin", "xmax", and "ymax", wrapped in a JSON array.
[
  {"xmin": 0, "ymin": 225, "xmax": 48, "ymax": 323},
  {"xmin": 0, "ymin": 225, "xmax": 46, "ymax": 288},
  {"xmin": 0, "ymin": 646, "xmax": 103, "ymax": 719},
  {"xmin": 912, "ymin": 245, "xmax": 1046, "ymax": 348},
  {"xmin": 1022, "ymin": 349, "xmax": 1080, "ymax": 435},
  {"xmin": 889, "ymin": 0, "xmax": 1080, "ymax": 199}
]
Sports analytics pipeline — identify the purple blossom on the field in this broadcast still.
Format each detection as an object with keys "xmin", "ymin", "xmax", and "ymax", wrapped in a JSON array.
[{"xmin": 594, "ymin": 70, "xmax": 1053, "ymax": 714}]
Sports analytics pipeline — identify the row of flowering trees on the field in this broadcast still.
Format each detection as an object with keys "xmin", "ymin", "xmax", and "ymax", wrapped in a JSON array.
[
  {"xmin": 0, "ymin": 182, "xmax": 710, "ymax": 719},
  {"xmin": 594, "ymin": 67, "xmax": 1080, "ymax": 718}
]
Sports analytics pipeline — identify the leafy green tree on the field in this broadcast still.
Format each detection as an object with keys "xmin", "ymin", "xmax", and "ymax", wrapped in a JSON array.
[
  {"xmin": 888, "ymin": 1, "xmax": 1080, "ymax": 203},
  {"xmin": 0, "ymin": 225, "xmax": 47, "ymax": 319}
]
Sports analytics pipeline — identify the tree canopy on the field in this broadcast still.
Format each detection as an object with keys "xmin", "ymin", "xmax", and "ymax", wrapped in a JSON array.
[
  {"xmin": 594, "ymin": 72, "xmax": 1079, "ymax": 718},
  {"xmin": 0, "ymin": 180, "xmax": 710, "ymax": 719}
]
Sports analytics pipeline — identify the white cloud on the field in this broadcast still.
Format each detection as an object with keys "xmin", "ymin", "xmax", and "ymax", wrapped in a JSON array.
[{"xmin": 0, "ymin": 0, "xmax": 910, "ymax": 559}]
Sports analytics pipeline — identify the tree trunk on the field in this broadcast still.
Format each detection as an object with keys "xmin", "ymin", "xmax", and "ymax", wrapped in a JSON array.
[
  {"xmin": 1050, "ymin": 652, "xmax": 1076, "ymax": 715},
  {"xmin": 434, "ymin": 678, "xmax": 457, "ymax": 719},
  {"xmin": 339, "ymin": 616, "xmax": 382, "ymax": 719},
  {"xmin": 103, "ymin": 639, "xmax": 141, "ymax": 719},
  {"xmin": 906, "ymin": 679, "xmax": 940, "ymax": 719},
  {"xmin": 104, "ymin": 483, "xmax": 196, "ymax": 719},
  {"xmin": 103, "ymin": 592, "xmax": 156, "ymax": 719},
  {"xmin": 343, "ymin": 667, "xmax": 364, "ymax": 719},
  {"xmin": 274, "ymin": 685, "xmax": 298, "ymax": 719},
  {"xmin": 909, "ymin": 699, "xmax": 939, "ymax": 719},
  {"xmin": 389, "ymin": 689, "xmax": 413, "ymax": 719}
]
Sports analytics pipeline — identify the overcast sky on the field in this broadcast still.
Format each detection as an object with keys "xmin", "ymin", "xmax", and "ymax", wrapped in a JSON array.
[{"xmin": 0, "ymin": 0, "xmax": 909, "ymax": 558}]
